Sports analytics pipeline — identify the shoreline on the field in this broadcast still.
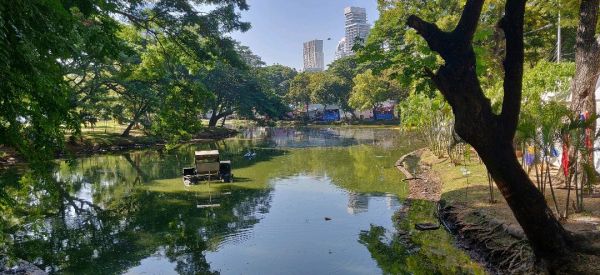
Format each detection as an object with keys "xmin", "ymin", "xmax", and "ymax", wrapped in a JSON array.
[
  {"xmin": 398, "ymin": 148, "xmax": 600, "ymax": 274},
  {"xmin": 0, "ymin": 127, "xmax": 238, "ymax": 168},
  {"xmin": 395, "ymin": 148, "xmax": 538, "ymax": 274}
]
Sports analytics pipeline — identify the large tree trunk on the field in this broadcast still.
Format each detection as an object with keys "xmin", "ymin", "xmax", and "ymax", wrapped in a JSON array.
[
  {"xmin": 569, "ymin": 0, "xmax": 600, "ymax": 119},
  {"xmin": 121, "ymin": 104, "xmax": 147, "ymax": 137},
  {"xmin": 121, "ymin": 109, "xmax": 144, "ymax": 137},
  {"xmin": 208, "ymin": 111, "xmax": 219, "ymax": 127},
  {"xmin": 121, "ymin": 120, "xmax": 136, "ymax": 137},
  {"xmin": 567, "ymin": 0, "xmax": 600, "ymax": 202},
  {"xmin": 208, "ymin": 110, "xmax": 233, "ymax": 127},
  {"xmin": 407, "ymin": 0, "xmax": 572, "ymax": 269}
]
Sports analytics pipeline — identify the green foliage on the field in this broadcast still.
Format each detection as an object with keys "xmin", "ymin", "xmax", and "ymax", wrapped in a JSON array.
[
  {"xmin": 203, "ymin": 60, "xmax": 288, "ymax": 125},
  {"xmin": 349, "ymin": 69, "xmax": 404, "ymax": 111},
  {"xmin": 400, "ymin": 92, "xmax": 453, "ymax": 156},
  {"xmin": 286, "ymin": 73, "xmax": 313, "ymax": 108},
  {"xmin": 484, "ymin": 61, "xmax": 575, "ymax": 145},
  {"xmin": 359, "ymin": 0, "xmax": 580, "ymax": 99},
  {"xmin": 256, "ymin": 65, "xmax": 298, "ymax": 97},
  {"xmin": 0, "ymin": 1, "xmax": 117, "ymax": 163},
  {"xmin": 357, "ymin": 0, "xmax": 463, "ymax": 96},
  {"xmin": 0, "ymin": 0, "xmax": 251, "ymax": 162}
]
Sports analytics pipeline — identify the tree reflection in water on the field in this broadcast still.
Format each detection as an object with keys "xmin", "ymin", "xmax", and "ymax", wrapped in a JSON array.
[
  {"xmin": 6, "ymin": 174, "xmax": 272, "ymax": 274},
  {"xmin": 0, "ymin": 127, "xmax": 483, "ymax": 274},
  {"xmin": 359, "ymin": 200, "xmax": 485, "ymax": 274},
  {"xmin": 2, "ymin": 142, "xmax": 277, "ymax": 274}
]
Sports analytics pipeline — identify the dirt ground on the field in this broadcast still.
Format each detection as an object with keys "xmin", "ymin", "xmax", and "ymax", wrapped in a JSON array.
[
  {"xmin": 416, "ymin": 149, "xmax": 600, "ymax": 235},
  {"xmin": 397, "ymin": 149, "xmax": 600, "ymax": 274}
]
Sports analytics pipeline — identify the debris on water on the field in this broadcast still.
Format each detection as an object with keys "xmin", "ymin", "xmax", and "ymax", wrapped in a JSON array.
[
  {"xmin": 324, "ymin": 217, "xmax": 332, "ymax": 221},
  {"xmin": 197, "ymin": 204, "xmax": 221, "ymax": 209},
  {"xmin": 415, "ymin": 222, "xmax": 440, "ymax": 231},
  {"xmin": 244, "ymin": 150, "xmax": 257, "ymax": 159}
]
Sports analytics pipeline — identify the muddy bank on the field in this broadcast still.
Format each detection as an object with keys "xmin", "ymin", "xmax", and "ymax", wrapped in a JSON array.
[
  {"xmin": 438, "ymin": 203, "xmax": 537, "ymax": 274},
  {"xmin": 395, "ymin": 149, "xmax": 538, "ymax": 274},
  {"xmin": 395, "ymin": 149, "xmax": 442, "ymax": 202},
  {"xmin": 399, "ymin": 149, "xmax": 600, "ymax": 274}
]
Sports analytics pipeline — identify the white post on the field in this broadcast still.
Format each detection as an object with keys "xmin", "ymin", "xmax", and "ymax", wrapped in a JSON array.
[{"xmin": 556, "ymin": 1, "xmax": 561, "ymax": 63}]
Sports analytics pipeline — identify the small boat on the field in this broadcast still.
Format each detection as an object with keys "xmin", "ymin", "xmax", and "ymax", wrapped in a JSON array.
[{"xmin": 182, "ymin": 150, "xmax": 233, "ymax": 185}]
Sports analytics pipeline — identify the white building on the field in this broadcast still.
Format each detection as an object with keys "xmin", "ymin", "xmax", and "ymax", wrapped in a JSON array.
[
  {"xmin": 303, "ymin": 39, "xmax": 324, "ymax": 72},
  {"xmin": 343, "ymin": 7, "xmax": 370, "ymax": 55},
  {"xmin": 334, "ymin": 37, "xmax": 348, "ymax": 60}
]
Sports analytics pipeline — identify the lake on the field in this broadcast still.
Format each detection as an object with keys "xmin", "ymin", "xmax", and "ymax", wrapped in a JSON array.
[{"xmin": 2, "ymin": 127, "xmax": 484, "ymax": 274}]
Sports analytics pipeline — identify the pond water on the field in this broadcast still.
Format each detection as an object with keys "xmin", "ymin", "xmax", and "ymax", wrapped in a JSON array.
[{"xmin": 2, "ymin": 127, "xmax": 485, "ymax": 274}]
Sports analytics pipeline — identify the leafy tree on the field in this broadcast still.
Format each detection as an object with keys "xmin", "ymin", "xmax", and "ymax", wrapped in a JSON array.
[
  {"xmin": 325, "ymin": 56, "xmax": 360, "ymax": 117},
  {"xmin": 359, "ymin": 0, "xmax": 579, "ymax": 98},
  {"xmin": 306, "ymin": 73, "xmax": 345, "ymax": 109},
  {"xmin": 203, "ymin": 61, "xmax": 287, "ymax": 127},
  {"xmin": 404, "ymin": 0, "xmax": 588, "ymax": 269},
  {"xmin": 236, "ymin": 43, "xmax": 266, "ymax": 68},
  {"xmin": 257, "ymin": 65, "xmax": 298, "ymax": 98},
  {"xmin": 286, "ymin": 73, "xmax": 313, "ymax": 114},
  {"xmin": 349, "ymin": 69, "xmax": 403, "ymax": 111},
  {"xmin": 0, "ymin": 0, "xmax": 251, "ymax": 161},
  {"xmin": 0, "ymin": 1, "xmax": 121, "ymax": 162}
]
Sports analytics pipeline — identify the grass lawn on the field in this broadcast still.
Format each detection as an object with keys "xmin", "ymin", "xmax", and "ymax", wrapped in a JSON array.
[
  {"xmin": 421, "ymin": 149, "xmax": 600, "ymax": 233},
  {"xmin": 72, "ymin": 120, "xmax": 159, "ymax": 148}
]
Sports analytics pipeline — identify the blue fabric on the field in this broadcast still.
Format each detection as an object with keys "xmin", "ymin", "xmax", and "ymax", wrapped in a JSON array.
[
  {"xmin": 524, "ymin": 152, "xmax": 535, "ymax": 166},
  {"xmin": 322, "ymin": 110, "xmax": 340, "ymax": 121},
  {"xmin": 374, "ymin": 113, "xmax": 394, "ymax": 120}
]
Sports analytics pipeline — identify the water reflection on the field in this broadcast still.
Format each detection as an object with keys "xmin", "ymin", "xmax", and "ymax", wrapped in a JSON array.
[
  {"xmin": 1, "ymin": 127, "xmax": 483, "ymax": 274},
  {"xmin": 347, "ymin": 192, "xmax": 369, "ymax": 215}
]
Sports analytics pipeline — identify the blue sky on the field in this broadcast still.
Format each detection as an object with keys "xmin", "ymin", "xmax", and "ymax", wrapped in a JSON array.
[{"xmin": 229, "ymin": 0, "xmax": 379, "ymax": 70}]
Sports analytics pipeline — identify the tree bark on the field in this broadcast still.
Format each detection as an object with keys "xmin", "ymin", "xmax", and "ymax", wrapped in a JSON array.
[
  {"xmin": 121, "ymin": 120, "xmax": 136, "ymax": 137},
  {"xmin": 407, "ymin": 0, "xmax": 572, "ymax": 269},
  {"xmin": 208, "ymin": 111, "xmax": 219, "ymax": 127},
  {"xmin": 569, "ymin": 0, "xmax": 600, "ymax": 119},
  {"xmin": 121, "ymin": 106, "xmax": 146, "ymax": 137},
  {"xmin": 567, "ymin": 0, "xmax": 600, "ymax": 212},
  {"xmin": 208, "ymin": 110, "xmax": 233, "ymax": 127}
]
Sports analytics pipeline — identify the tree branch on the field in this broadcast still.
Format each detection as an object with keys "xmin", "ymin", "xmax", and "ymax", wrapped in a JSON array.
[
  {"xmin": 406, "ymin": 15, "xmax": 450, "ymax": 57},
  {"xmin": 499, "ymin": 0, "xmax": 526, "ymax": 139},
  {"xmin": 452, "ymin": 0, "xmax": 486, "ymax": 44}
]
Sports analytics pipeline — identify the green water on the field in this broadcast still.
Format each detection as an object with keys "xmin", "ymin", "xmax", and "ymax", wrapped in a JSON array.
[{"xmin": 1, "ymin": 127, "xmax": 485, "ymax": 274}]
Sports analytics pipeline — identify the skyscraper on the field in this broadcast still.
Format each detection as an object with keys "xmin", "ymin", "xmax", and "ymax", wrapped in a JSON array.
[
  {"xmin": 335, "ymin": 7, "xmax": 371, "ymax": 60},
  {"xmin": 303, "ymin": 39, "xmax": 324, "ymax": 72},
  {"xmin": 344, "ymin": 7, "xmax": 370, "ymax": 54},
  {"xmin": 334, "ymin": 37, "xmax": 348, "ymax": 60}
]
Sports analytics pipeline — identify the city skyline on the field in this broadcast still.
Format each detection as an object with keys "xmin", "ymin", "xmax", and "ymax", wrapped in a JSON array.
[
  {"xmin": 335, "ymin": 6, "xmax": 371, "ymax": 60},
  {"xmin": 230, "ymin": 0, "xmax": 379, "ymax": 70},
  {"xmin": 303, "ymin": 39, "xmax": 325, "ymax": 72}
]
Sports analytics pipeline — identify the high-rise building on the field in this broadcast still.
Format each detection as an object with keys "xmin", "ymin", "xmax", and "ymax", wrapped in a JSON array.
[
  {"xmin": 335, "ymin": 7, "xmax": 370, "ymax": 59},
  {"xmin": 335, "ymin": 37, "xmax": 348, "ymax": 60},
  {"xmin": 303, "ymin": 39, "xmax": 324, "ymax": 72}
]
